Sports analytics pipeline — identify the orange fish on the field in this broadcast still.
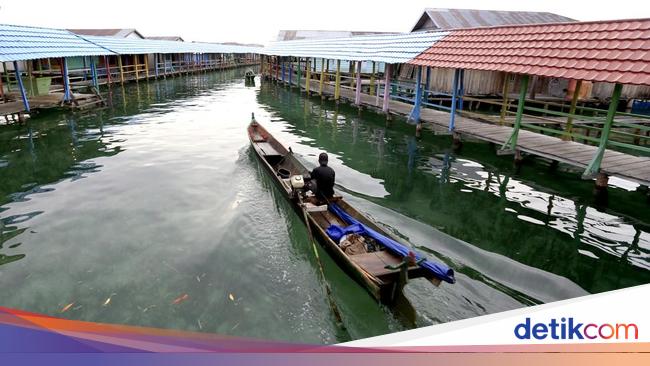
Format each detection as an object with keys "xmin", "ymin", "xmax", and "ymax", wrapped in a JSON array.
[
  {"xmin": 172, "ymin": 294, "xmax": 189, "ymax": 305},
  {"xmin": 60, "ymin": 302, "xmax": 75, "ymax": 313}
]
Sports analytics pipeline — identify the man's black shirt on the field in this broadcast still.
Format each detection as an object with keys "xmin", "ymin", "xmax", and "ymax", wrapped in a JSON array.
[{"xmin": 310, "ymin": 165, "xmax": 335, "ymax": 198}]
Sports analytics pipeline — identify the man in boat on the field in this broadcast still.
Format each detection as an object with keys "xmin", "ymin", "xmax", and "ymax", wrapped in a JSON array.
[{"xmin": 309, "ymin": 152, "xmax": 335, "ymax": 201}]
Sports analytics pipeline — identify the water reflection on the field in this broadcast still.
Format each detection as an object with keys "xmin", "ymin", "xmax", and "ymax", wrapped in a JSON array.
[{"xmin": 257, "ymin": 83, "xmax": 650, "ymax": 296}]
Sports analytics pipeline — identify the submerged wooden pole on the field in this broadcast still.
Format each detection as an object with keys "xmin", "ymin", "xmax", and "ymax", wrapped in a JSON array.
[{"xmin": 334, "ymin": 59, "xmax": 341, "ymax": 101}]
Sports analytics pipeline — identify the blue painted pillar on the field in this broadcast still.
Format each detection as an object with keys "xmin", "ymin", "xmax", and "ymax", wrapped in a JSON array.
[
  {"xmin": 408, "ymin": 65, "xmax": 423, "ymax": 123},
  {"xmin": 90, "ymin": 57, "xmax": 98, "ymax": 88},
  {"xmin": 424, "ymin": 66, "xmax": 431, "ymax": 102},
  {"xmin": 154, "ymin": 54, "xmax": 159, "ymax": 78},
  {"xmin": 62, "ymin": 58, "xmax": 71, "ymax": 102},
  {"xmin": 449, "ymin": 68, "xmax": 460, "ymax": 131},
  {"xmin": 281, "ymin": 58, "xmax": 286, "ymax": 83},
  {"xmin": 13, "ymin": 61, "xmax": 30, "ymax": 112}
]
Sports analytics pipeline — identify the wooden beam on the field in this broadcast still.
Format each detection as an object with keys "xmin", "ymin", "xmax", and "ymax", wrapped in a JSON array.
[
  {"xmin": 118, "ymin": 55, "xmax": 125, "ymax": 84},
  {"xmin": 334, "ymin": 59, "xmax": 341, "ymax": 101},
  {"xmin": 305, "ymin": 58, "xmax": 311, "ymax": 96},
  {"xmin": 355, "ymin": 61, "xmax": 362, "ymax": 105},
  {"xmin": 104, "ymin": 56, "xmax": 111, "ymax": 84},
  {"xmin": 583, "ymin": 83, "xmax": 623, "ymax": 178},
  {"xmin": 319, "ymin": 58, "xmax": 325, "ymax": 96},
  {"xmin": 382, "ymin": 63, "xmax": 391, "ymax": 113},
  {"xmin": 369, "ymin": 61, "xmax": 376, "ymax": 96},
  {"xmin": 564, "ymin": 80, "xmax": 582, "ymax": 140},
  {"xmin": 134, "ymin": 54, "xmax": 140, "ymax": 81},
  {"xmin": 144, "ymin": 54, "xmax": 150, "ymax": 79}
]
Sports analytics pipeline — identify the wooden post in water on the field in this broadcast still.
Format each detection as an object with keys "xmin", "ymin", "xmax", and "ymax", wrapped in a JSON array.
[
  {"xmin": 144, "ymin": 54, "xmax": 150, "ymax": 79},
  {"xmin": 134, "ymin": 54, "xmax": 140, "ymax": 81},
  {"xmin": 500, "ymin": 75, "xmax": 530, "ymax": 152},
  {"xmin": 382, "ymin": 64, "xmax": 391, "ymax": 114},
  {"xmin": 564, "ymin": 80, "xmax": 582, "ymax": 141},
  {"xmin": 354, "ymin": 61, "xmax": 362, "ymax": 106},
  {"xmin": 296, "ymin": 57, "xmax": 301, "ymax": 90},
  {"xmin": 319, "ymin": 58, "xmax": 325, "ymax": 97},
  {"xmin": 118, "ymin": 55, "xmax": 125, "ymax": 84},
  {"xmin": 90, "ymin": 57, "xmax": 98, "ymax": 88},
  {"xmin": 334, "ymin": 59, "xmax": 341, "ymax": 101},
  {"xmin": 424, "ymin": 66, "xmax": 431, "ymax": 102},
  {"xmin": 583, "ymin": 83, "xmax": 623, "ymax": 178},
  {"xmin": 369, "ymin": 61, "xmax": 376, "ymax": 96},
  {"xmin": 61, "ymin": 58, "xmax": 71, "ymax": 103},
  {"xmin": 0, "ymin": 67, "xmax": 4, "ymax": 102},
  {"xmin": 104, "ymin": 56, "xmax": 111, "ymax": 85},
  {"xmin": 499, "ymin": 72, "xmax": 511, "ymax": 125},
  {"xmin": 305, "ymin": 58, "xmax": 311, "ymax": 95}
]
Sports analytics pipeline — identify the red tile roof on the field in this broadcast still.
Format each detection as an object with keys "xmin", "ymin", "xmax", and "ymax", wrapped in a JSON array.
[{"xmin": 409, "ymin": 19, "xmax": 650, "ymax": 85}]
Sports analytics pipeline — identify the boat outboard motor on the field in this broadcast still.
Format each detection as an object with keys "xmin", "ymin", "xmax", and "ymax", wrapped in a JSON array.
[{"xmin": 290, "ymin": 174, "xmax": 305, "ymax": 199}]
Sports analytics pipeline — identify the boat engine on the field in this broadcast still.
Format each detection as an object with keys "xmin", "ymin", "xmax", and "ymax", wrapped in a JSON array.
[{"xmin": 290, "ymin": 174, "xmax": 305, "ymax": 200}]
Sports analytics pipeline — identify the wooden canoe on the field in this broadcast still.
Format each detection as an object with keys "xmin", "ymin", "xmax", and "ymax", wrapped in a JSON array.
[{"xmin": 248, "ymin": 117, "xmax": 446, "ymax": 308}]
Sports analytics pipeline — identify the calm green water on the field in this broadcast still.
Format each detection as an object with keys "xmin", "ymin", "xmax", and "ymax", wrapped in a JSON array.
[{"xmin": 1, "ymin": 70, "xmax": 649, "ymax": 343}]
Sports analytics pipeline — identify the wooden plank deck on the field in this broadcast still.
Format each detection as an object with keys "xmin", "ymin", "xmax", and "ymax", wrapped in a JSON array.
[{"xmin": 288, "ymin": 78, "xmax": 650, "ymax": 186}]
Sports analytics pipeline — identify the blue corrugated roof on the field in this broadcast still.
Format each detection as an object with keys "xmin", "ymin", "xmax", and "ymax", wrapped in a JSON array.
[
  {"xmin": 262, "ymin": 31, "xmax": 449, "ymax": 64},
  {"xmin": 0, "ymin": 24, "xmax": 114, "ymax": 62},
  {"xmin": 81, "ymin": 36, "xmax": 261, "ymax": 55},
  {"xmin": 0, "ymin": 23, "xmax": 261, "ymax": 62}
]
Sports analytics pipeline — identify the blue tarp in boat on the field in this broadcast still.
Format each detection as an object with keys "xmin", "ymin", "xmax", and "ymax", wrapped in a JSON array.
[{"xmin": 325, "ymin": 203, "xmax": 455, "ymax": 284}]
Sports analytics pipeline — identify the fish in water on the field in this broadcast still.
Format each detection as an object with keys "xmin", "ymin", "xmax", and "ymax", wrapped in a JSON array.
[
  {"xmin": 60, "ymin": 302, "xmax": 74, "ymax": 313},
  {"xmin": 172, "ymin": 294, "xmax": 189, "ymax": 305}
]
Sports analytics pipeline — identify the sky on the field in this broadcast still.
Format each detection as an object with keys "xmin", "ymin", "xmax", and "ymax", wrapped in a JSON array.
[{"xmin": 0, "ymin": 0, "xmax": 648, "ymax": 45}]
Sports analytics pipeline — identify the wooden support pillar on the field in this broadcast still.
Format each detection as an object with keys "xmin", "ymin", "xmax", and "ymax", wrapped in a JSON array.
[
  {"xmin": 90, "ymin": 57, "xmax": 98, "ymax": 88},
  {"xmin": 499, "ymin": 72, "xmax": 511, "ymax": 125},
  {"xmin": 61, "ymin": 58, "xmax": 71, "ymax": 102},
  {"xmin": 297, "ymin": 57, "xmax": 301, "ymax": 90},
  {"xmin": 281, "ymin": 58, "xmax": 286, "ymax": 83},
  {"xmin": 289, "ymin": 57, "xmax": 293, "ymax": 87},
  {"xmin": 319, "ymin": 58, "xmax": 325, "ymax": 96},
  {"xmin": 424, "ymin": 66, "xmax": 431, "ymax": 102},
  {"xmin": 13, "ymin": 61, "xmax": 30, "ymax": 112},
  {"xmin": 449, "ymin": 69, "xmax": 461, "ymax": 131},
  {"xmin": 382, "ymin": 63, "xmax": 392, "ymax": 114},
  {"xmin": 500, "ymin": 75, "xmax": 530, "ymax": 152},
  {"xmin": 369, "ymin": 61, "xmax": 376, "ymax": 96},
  {"xmin": 408, "ymin": 65, "xmax": 423, "ymax": 123},
  {"xmin": 564, "ymin": 79, "xmax": 582, "ymax": 140},
  {"xmin": 104, "ymin": 56, "xmax": 111, "ymax": 84},
  {"xmin": 458, "ymin": 69, "xmax": 465, "ymax": 111},
  {"xmin": 144, "ymin": 54, "xmax": 150, "ymax": 79},
  {"xmin": 583, "ymin": 83, "xmax": 623, "ymax": 178},
  {"xmin": 118, "ymin": 55, "xmax": 125, "ymax": 84},
  {"xmin": 134, "ymin": 54, "xmax": 140, "ymax": 81},
  {"xmin": 354, "ymin": 61, "xmax": 362, "ymax": 106},
  {"xmin": 334, "ymin": 59, "xmax": 341, "ymax": 101},
  {"xmin": 154, "ymin": 54, "xmax": 159, "ymax": 78},
  {"xmin": 305, "ymin": 58, "xmax": 311, "ymax": 95},
  {"xmin": 0, "ymin": 67, "xmax": 4, "ymax": 101}
]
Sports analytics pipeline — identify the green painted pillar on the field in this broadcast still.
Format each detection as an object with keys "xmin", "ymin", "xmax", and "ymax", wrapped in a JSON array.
[
  {"xmin": 501, "ymin": 75, "xmax": 530, "ymax": 152},
  {"xmin": 582, "ymin": 83, "xmax": 623, "ymax": 178}
]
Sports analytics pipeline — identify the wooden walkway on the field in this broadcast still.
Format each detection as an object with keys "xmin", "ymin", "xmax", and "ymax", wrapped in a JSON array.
[{"xmin": 287, "ymin": 78, "xmax": 650, "ymax": 186}]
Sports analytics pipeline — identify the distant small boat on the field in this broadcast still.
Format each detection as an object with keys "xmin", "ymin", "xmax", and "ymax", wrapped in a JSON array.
[
  {"xmin": 248, "ymin": 114, "xmax": 454, "ymax": 322},
  {"xmin": 244, "ymin": 69, "xmax": 256, "ymax": 82}
]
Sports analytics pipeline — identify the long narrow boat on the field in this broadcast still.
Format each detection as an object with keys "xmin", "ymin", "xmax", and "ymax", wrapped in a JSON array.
[{"xmin": 248, "ymin": 115, "xmax": 454, "ymax": 314}]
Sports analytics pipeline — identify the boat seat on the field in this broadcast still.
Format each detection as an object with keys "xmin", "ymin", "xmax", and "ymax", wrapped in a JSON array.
[{"xmin": 255, "ymin": 142, "xmax": 281, "ymax": 156}]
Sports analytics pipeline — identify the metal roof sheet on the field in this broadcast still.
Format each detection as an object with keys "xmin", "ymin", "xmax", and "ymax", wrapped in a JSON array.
[
  {"xmin": 410, "ymin": 19, "xmax": 650, "ymax": 86},
  {"xmin": 0, "ymin": 24, "xmax": 114, "ymax": 62},
  {"xmin": 69, "ymin": 28, "xmax": 144, "ymax": 38},
  {"xmin": 262, "ymin": 31, "xmax": 449, "ymax": 63},
  {"xmin": 81, "ymin": 35, "xmax": 261, "ymax": 55},
  {"xmin": 412, "ymin": 8, "xmax": 575, "ymax": 31}
]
